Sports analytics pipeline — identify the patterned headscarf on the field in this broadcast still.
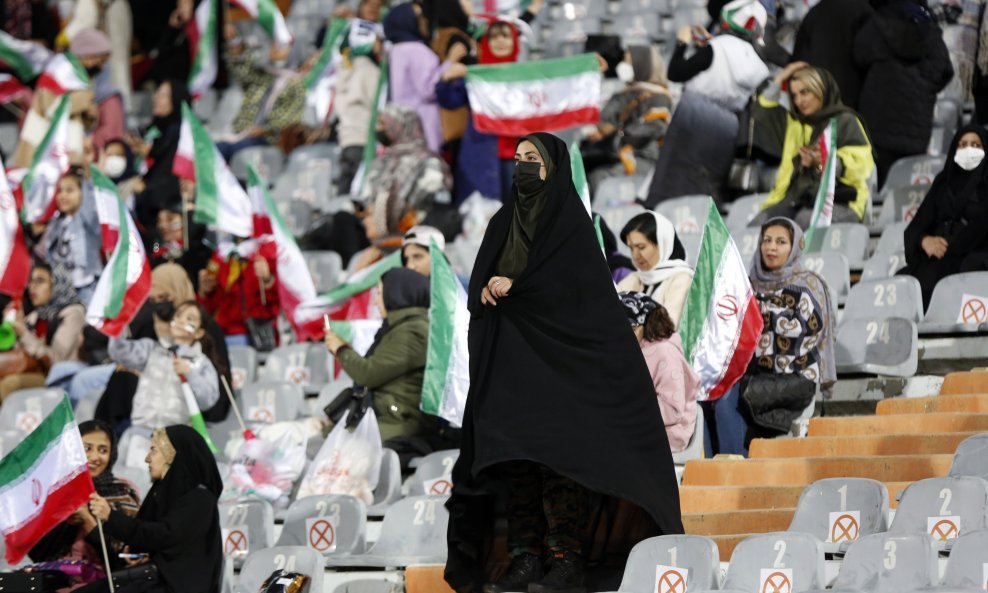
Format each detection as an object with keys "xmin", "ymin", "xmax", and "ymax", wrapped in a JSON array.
[
  {"xmin": 618, "ymin": 291, "xmax": 659, "ymax": 327},
  {"xmin": 34, "ymin": 264, "xmax": 79, "ymax": 322}
]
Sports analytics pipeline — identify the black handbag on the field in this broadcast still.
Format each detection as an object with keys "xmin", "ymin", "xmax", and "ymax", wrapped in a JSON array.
[
  {"xmin": 323, "ymin": 385, "xmax": 373, "ymax": 429},
  {"xmin": 739, "ymin": 372, "xmax": 816, "ymax": 434},
  {"xmin": 110, "ymin": 562, "xmax": 160, "ymax": 588},
  {"xmin": 245, "ymin": 317, "xmax": 277, "ymax": 353},
  {"xmin": 0, "ymin": 570, "xmax": 71, "ymax": 592}
]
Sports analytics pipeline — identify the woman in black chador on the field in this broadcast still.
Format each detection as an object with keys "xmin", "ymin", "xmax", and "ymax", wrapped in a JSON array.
[{"xmin": 445, "ymin": 133, "xmax": 684, "ymax": 593}]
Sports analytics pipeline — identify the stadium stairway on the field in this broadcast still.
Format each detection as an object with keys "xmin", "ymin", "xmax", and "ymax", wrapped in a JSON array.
[{"xmin": 679, "ymin": 370, "xmax": 988, "ymax": 560}]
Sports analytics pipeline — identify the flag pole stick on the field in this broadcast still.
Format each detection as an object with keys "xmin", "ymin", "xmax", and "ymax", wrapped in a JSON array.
[
  {"xmin": 96, "ymin": 517, "xmax": 116, "ymax": 593},
  {"xmin": 221, "ymin": 374, "xmax": 254, "ymax": 440}
]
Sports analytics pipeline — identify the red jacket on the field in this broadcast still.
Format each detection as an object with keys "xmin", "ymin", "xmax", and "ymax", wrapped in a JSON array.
[{"xmin": 198, "ymin": 243, "xmax": 279, "ymax": 337}]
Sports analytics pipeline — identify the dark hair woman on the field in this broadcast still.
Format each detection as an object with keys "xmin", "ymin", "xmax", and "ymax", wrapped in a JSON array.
[{"xmin": 445, "ymin": 133, "xmax": 683, "ymax": 593}]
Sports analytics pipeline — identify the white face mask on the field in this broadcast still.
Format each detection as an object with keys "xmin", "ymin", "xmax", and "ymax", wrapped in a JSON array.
[
  {"xmin": 954, "ymin": 146, "xmax": 985, "ymax": 171},
  {"xmin": 103, "ymin": 155, "xmax": 127, "ymax": 178},
  {"xmin": 616, "ymin": 61, "xmax": 635, "ymax": 83}
]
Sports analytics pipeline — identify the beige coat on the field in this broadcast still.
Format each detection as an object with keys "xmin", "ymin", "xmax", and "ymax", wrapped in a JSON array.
[{"xmin": 616, "ymin": 270, "xmax": 693, "ymax": 329}]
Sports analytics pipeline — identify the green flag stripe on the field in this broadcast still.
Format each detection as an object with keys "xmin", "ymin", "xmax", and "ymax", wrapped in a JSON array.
[
  {"xmin": 805, "ymin": 118, "xmax": 837, "ymax": 250},
  {"xmin": 64, "ymin": 52, "xmax": 90, "ymax": 84},
  {"xmin": 0, "ymin": 397, "xmax": 73, "ymax": 486},
  {"xmin": 421, "ymin": 242, "xmax": 456, "ymax": 415},
  {"xmin": 305, "ymin": 18, "xmax": 347, "ymax": 89},
  {"xmin": 321, "ymin": 250, "xmax": 401, "ymax": 302},
  {"xmin": 0, "ymin": 42, "xmax": 39, "ymax": 80},
  {"xmin": 183, "ymin": 103, "xmax": 220, "ymax": 226},
  {"xmin": 21, "ymin": 94, "xmax": 70, "ymax": 196},
  {"xmin": 89, "ymin": 165, "xmax": 117, "ymax": 192},
  {"xmin": 678, "ymin": 200, "xmax": 730, "ymax": 362},
  {"xmin": 256, "ymin": 0, "xmax": 279, "ymax": 37},
  {"xmin": 188, "ymin": 0, "xmax": 217, "ymax": 84},
  {"xmin": 329, "ymin": 321, "xmax": 353, "ymax": 343},
  {"xmin": 103, "ymin": 196, "xmax": 130, "ymax": 319},
  {"xmin": 467, "ymin": 53, "xmax": 597, "ymax": 84},
  {"xmin": 361, "ymin": 57, "xmax": 389, "ymax": 168}
]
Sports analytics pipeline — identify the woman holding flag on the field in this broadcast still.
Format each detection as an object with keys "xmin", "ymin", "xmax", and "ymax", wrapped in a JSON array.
[{"xmin": 445, "ymin": 133, "xmax": 682, "ymax": 593}]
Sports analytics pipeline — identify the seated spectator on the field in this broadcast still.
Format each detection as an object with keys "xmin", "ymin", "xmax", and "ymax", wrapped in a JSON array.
[
  {"xmin": 402, "ymin": 225, "xmax": 446, "ymax": 277},
  {"xmin": 598, "ymin": 214, "xmax": 636, "ymax": 284},
  {"xmin": 149, "ymin": 197, "xmax": 213, "ymax": 289},
  {"xmin": 29, "ymin": 420, "xmax": 140, "ymax": 581},
  {"xmin": 71, "ymin": 28, "xmax": 125, "ymax": 151},
  {"xmin": 616, "ymin": 212, "xmax": 694, "ymax": 327},
  {"xmin": 98, "ymin": 137, "xmax": 143, "ymax": 208},
  {"xmin": 43, "ymin": 167, "xmax": 102, "ymax": 305},
  {"xmin": 324, "ymin": 268, "xmax": 432, "ymax": 441},
  {"xmin": 86, "ymin": 425, "xmax": 224, "ymax": 593},
  {"xmin": 198, "ymin": 239, "xmax": 280, "ymax": 348},
  {"xmin": 108, "ymin": 301, "xmax": 222, "ymax": 431},
  {"xmin": 751, "ymin": 63, "xmax": 875, "ymax": 227},
  {"xmin": 619, "ymin": 292, "xmax": 700, "ymax": 453},
  {"xmin": 585, "ymin": 45, "xmax": 672, "ymax": 194},
  {"xmin": 0, "ymin": 264, "xmax": 85, "ymax": 399},
  {"xmin": 900, "ymin": 125, "xmax": 988, "ymax": 309}
]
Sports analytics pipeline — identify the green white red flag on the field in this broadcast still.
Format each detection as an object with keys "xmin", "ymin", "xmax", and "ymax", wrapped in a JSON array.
[
  {"xmin": 0, "ymin": 396, "xmax": 94, "ymax": 564},
  {"xmin": 678, "ymin": 200, "xmax": 763, "ymax": 401},
  {"xmin": 91, "ymin": 166, "xmax": 121, "ymax": 257},
  {"xmin": 36, "ymin": 52, "xmax": 89, "ymax": 96},
  {"xmin": 0, "ymin": 154, "xmax": 29, "ymax": 297},
  {"xmin": 230, "ymin": 0, "xmax": 293, "ymax": 46},
  {"xmin": 804, "ymin": 118, "xmax": 838, "ymax": 249},
  {"xmin": 19, "ymin": 94, "xmax": 71, "ymax": 223},
  {"xmin": 420, "ymin": 242, "xmax": 468, "ymax": 427},
  {"xmin": 0, "ymin": 31, "xmax": 51, "ymax": 81},
  {"xmin": 187, "ymin": 0, "xmax": 219, "ymax": 98}
]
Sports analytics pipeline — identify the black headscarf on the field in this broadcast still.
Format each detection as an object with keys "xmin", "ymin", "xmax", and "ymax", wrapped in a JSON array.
[
  {"xmin": 447, "ymin": 132, "xmax": 684, "ymax": 591},
  {"xmin": 382, "ymin": 267, "xmax": 431, "ymax": 311},
  {"xmin": 422, "ymin": 0, "xmax": 470, "ymax": 31},
  {"xmin": 103, "ymin": 138, "xmax": 139, "ymax": 183},
  {"xmin": 150, "ymin": 79, "xmax": 190, "ymax": 132},
  {"xmin": 927, "ymin": 124, "xmax": 988, "ymax": 213},
  {"xmin": 383, "ymin": 3, "xmax": 426, "ymax": 44},
  {"xmin": 140, "ymin": 426, "xmax": 222, "ymax": 521},
  {"xmin": 496, "ymin": 135, "xmax": 555, "ymax": 278},
  {"xmin": 78, "ymin": 420, "xmax": 126, "ymax": 496}
]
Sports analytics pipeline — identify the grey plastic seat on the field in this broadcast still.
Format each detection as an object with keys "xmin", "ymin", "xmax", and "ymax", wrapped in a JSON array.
[
  {"xmin": 889, "ymin": 476, "xmax": 988, "ymax": 551},
  {"xmin": 304, "ymin": 250, "xmax": 344, "ymax": 294},
  {"xmin": 807, "ymin": 533, "xmax": 939, "ymax": 593},
  {"xmin": 732, "ymin": 226, "xmax": 761, "ymax": 266},
  {"xmin": 207, "ymin": 86, "xmax": 244, "ymax": 136},
  {"xmin": 228, "ymin": 344, "xmax": 258, "ymax": 392},
  {"xmin": 368, "ymin": 448, "xmax": 403, "ymax": 518},
  {"xmin": 114, "ymin": 465, "xmax": 152, "ymax": 499},
  {"xmin": 0, "ymin": 122, "xmax": 18, "ymax": 156},
  {"xmin": 941, "ymin": 528, "xmax": 988, "ymax": 588},
  {"xmin": 73, "ymin": 388, "xmax": 102, "ymax": 423},
  {"xmin": 727, "ymin": 193, "xmax": 766, "ymax": 233},
  {"xmin": 919, "ymin": 272, "xmax": 988, "ymax": 334},
  {"xmin": 861, "ymin": 251, "xmax": 907, "ymax": 282},
  {"xmin": 259, "ymin": 344, "xmax": 326, "ymax": 394},
  {"xmin": 408, "ymin": 449, "xmax": 459, "ymax": 496},
  {"xmin": 788, "ymin": 478, "xmax": 890, "ymax": 554},
  {"xmin": 326, "ymin": 495, "xmax": 449, "ymax": 567},
  {"xmin": 881, "ymin": 155, "xmax": 946, "ymax": 196},
  {"xmin": 801, "ymin": 252, "xmax": 851, "ymax": 306},
  {"xmin": 0, "ymin": 387, "xmax": 65, "ymax": 436},
  {"xmin": 274, "ymin": 198, "xmax": 313, "ymax": 237},
  {"xmin": 680, "ymin": 233, "xmax": 702, "ymax": 266},
  {"xmin": 949, "ymin": 433, "xmax": 988, "ymax": 480},
  {"xmin": 618, "ymin": 534, "xmax": 720, "ymax": 592},
  {"xmin": 235, "ymin": 546, "xmax": 324, "ymax": 593},
  {"xmin": 194, "ymin": 88, "xmax": 218, "ymax": 123},
  {"xmin": 835, "ymin": 316, "xmax": 918, "ymax": 377},
  {"xmin": 595, "ymin": 174, "xmax": 649, "ymax": 207},
  {"xmin": 655, "ymin": 195, "xmax": 711, "ymax": 236},
  {"xmin": 273, "ymin": 160, "xmax": 334, "ymax": 208},
  {"xmin": 286, "ymin": 143, "xmax": 338, "ymax": 171},
  {"xmin": 274, "ymin": 494, "xmax": 367, "ymax": 556},
  {"xmin": 230, "ymin": 145, "xmax": 285, "ymax": 183},
  {"xmin": 599, "ymin": 203, "xmax": 646, "ymax": 243},
  {"xmin": 240, "ymin": 381, "xmax": 304, "ymax": 424},
  {"xmin": 842, "ymin": 277, "xmax": 924, "ymax": 323},
  {"xmin": 715, "ymin": 532, "xmax": 826, "ymax": 593},
  {"xmin": 875, "ymin": 184, "xmax": 930, "ymax": 228},
  {"xmin": 0, "ymin": 429, "xmax": 24, "ymax": 457},
  {"xmin": 873, "ymin": 222, "xmax": 907, "ymax": 256},
  {"xmin": 219, "ymin": 497, "xmax": 276, "ymax": 568},
  {"xmin": 808, "ymin": 223, "xmax": 870, "ymax": 270},
  {"xmin": 117, "ymin": 425, "xmax": 153, "ymax": 468}
]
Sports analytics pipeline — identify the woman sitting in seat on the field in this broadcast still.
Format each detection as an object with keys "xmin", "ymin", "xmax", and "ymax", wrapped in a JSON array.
[{"xmin": 616, "ymin": 212, "xmax": 694, "ymax": 327}]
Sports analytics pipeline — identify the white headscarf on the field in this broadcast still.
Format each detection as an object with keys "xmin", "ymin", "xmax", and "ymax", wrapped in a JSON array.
[{"xmin": 635, "ymin": 212, "xmax": 694, "ymax": 287}]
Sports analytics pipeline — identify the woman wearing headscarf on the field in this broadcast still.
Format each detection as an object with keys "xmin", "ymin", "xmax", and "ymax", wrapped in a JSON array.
[
  {"xmin": 750, "ymin": 63, "xmax": 875, "ymax": 228},
  {"xmin": 86, "ymin": 425, "xmax": 224, "ymax": 593},
  {"xmin": 616, "ymin": 212, "xmax": 695, "ymax": 328},
  {"xmin": 900, "ymin": 125, "xmax": 988, "ymax": 309},
  {"xmin": 644, "ymin": 0, "xmax": 770, "ymax": 207},
  {"xmin": 324, "ymin": 268, "xmax": 432, "ymax": 441},
  {"xmin": 134, "ymin": 79, "xmax": 192, "ymax": 231},
  {"xmin": 445, "ymin": 133, "xmax": 683, "ymax": 593},
  {"xmin": 99, "ymin": 138, "xmax": 143, "ymax": 207},
  {"xmin": 30, "ymin": 420, "xmax": 141, "ymax": 582}
]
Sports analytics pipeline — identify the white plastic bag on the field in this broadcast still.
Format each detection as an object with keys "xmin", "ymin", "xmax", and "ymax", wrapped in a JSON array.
[
  {"xmin": 296, "ymin": 410, "xmax": 382, "ymax": 505},
  {"xmin": 224, "ymin": 429, "xmax": 307, "ymax": 508}
]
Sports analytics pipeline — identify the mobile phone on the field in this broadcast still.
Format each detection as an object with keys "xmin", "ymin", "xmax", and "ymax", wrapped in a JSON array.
[{"xmin": 118, "ymin": 553, "xmax": 148, "ymax": 559}]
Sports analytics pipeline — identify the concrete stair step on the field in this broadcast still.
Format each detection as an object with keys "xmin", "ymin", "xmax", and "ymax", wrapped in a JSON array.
[
  {"xmin": 940, "ymin": 372, "xmax": 988, "ymax": 395},
  {"xmin": 749, "ymin": 433, "xmax": 975, "ymax": 458},
  {"xmin": 679, "ymin": 485, "xmax": 806, "ymax": 513},
  {"xmin": 682, "ymin": 508, "xmax": 794, "ymax": 536},
  {"xmin": 710, "ymin": 533, "xmax": 750, "ymax": 561},
  {"xmin": 682, "ymin": 455, "xmax": 952, "ymax": 486},
  {"xmin": 405, "ymin": 565, "xmax": 455, "ymax": 593},
  {"xmin": 808, "ymin": 413, "xmax": 988, "ymax": 436}
]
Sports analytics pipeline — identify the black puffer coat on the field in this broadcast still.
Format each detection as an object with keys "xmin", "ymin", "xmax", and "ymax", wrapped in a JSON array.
[{"xmin": 854, "ymin": 1, "xmax": 953, "ymax": 155}]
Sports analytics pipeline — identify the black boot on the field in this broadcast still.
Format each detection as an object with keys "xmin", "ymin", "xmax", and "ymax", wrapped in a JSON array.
[
  {"xmin": 528, "ymin": 551, "xmax": 585, "ymax": 593},
  {"xmin": 483, "ymin": 553, "xmax": 544, "ymax": 593}
]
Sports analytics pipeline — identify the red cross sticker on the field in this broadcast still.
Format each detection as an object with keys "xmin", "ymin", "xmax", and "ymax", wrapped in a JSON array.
[{"xmin": 307, "ymin": 518, "xmax": 336, "ymax": 553}]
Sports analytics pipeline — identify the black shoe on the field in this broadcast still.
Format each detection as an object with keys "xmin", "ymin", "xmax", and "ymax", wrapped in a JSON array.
[
  {"xmin": 483, "ymin": 553, "xmax": 544, "ymax": 593},
  {"xmin": 528, "ymin": 551, "xmax": 585, "ymax": 593}
]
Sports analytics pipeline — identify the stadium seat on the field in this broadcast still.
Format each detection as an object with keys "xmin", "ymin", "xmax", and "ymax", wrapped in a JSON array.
[
  {"xmin": 286, "ymin": 142, "xmax": 338, "ymax": 171},
  {"xmin": 881, "ymin": 155, "xmax": 946, "ymax": 197},
  {"xmin": 368, "ymin": 448, "xmax": 403, "ymax": 518},
  {"xmin": 273, "ymin": 160, "xmax": 334, "ymax": 210},
  {"xmin": 595, "ymin": 174, "xmax": 650, "ymax": 207},
  {"xmin": 619, "ymin": 0, "xmax": 673, "ymax": 15},
  {"xmin": 874, "ymin": 184, "xmax": 929, "ymax": 228},
  {"xmin": 228, "ymin": 345, "xmax": 258, "ymax": 393},
  {"xmin": 230, "ymin": 145, "xmax": 286, "ymax": 183},
  {"xmin": 407, "ymin": 449, "xmax": 459, "ymax": 496},
  {"xmin": 194, "ymin": 88, "xmax": 218, "ymax": 123},
  {"xmin": 275, "ymin": 198, "xmax": 314, "ymax": 237},
  {"xmin": 835, "ymin": 316, "xmax": 918, "ymax": 377},
  {"xmin": 919, "ymin": 272, "xmax": 988, "ymax": 334},
  {"xmin": 873, "ymin": 222, "xmax": 907, "ymax": 256},
  {"xmin": 940, "ymin": 529, "xmax": 988, "ymax": 589},
  {"xmin": 117, "ymin": 425, "xmax": 153, "ymax": 469},
  {"xmin": 841, "ymin": 277, "xmax": 924, "ymax": 324},
  {"xmin": 655, "ymin": 195, "xmax": 711, "ymax": 235},
  {"xmin": 240, "ymin": 381, "xmax": 304, "ymax": 424},
  {"xmin": 274, "ymin": 494, "xmax": 367, "ymax": 556},
  {"xmin": 114, "ymin": 465, "xmax": 152, "ymax": 499},
  {"xmin": 808, "ymin": 533, "xmax": 939, "ymax": 593},
  {"xmin": 326, "ymin": 495, "xmax": 449, "ymax": 567},
  {"xmin": 0, "ymin": 429, "xmax": 23, "ymax": 457},
  {"xmin": 220, "ymin": 498, "xmax": 275, "ymax": 569},
  {"xmin": 787, "ymin": 478, "xmax": 890, "ymax": 554},
  {"xmin": 888, "ymin": 476, "xmax": 988, "ymax": 551},
  {"xmin": 680, "ymin": 232, "xmax": 702, "ymax": 266},
  {"xmin": 207, "ymin": 86, "xmax": 244, "ymax": 136},
  {"xmin": 801, "ymin": 252, "xmax": 851, "ymax": 305},
  {"xmin": 809, "ymin": 223, "xmax": 870, "ymax": 270},
  {"xmin": 707, "ymin": 532, "xmax": 826, "ymax": 593},
  {"xmin": 0, "ymin": 122, "xmax": 18, "ymax": 156},
  {"xmin": 732, "ymin": 225, "xmax": 761, "ymax": 266},
  {"xmin": 948, "ymin": 433, "xmax": 988, "ymax": 480},
  {"xmin": 259, "ymin": 344, "xmax": 328, "ymax": 394},
  {"xmin": 303, "ymin": 250, "xmax": 344, "ymax": 294},
  {"xmin": 861, "ymin": 251, "xmax": 907, "ymax": 282},
  {"xmin": 598, "ymin": 203, "xmax": 646, "ymax": 240},
  {"xmin": 73, "ymin": 388, "xmax": 102, "ymax": 423},
  {"xmin": 727, "ymin": 193, "xmax": 766, "ymax": 233},
  {"xmin": 609, "ymin": 14, "xmax": 661, "ymax": 42},
  {"xmin": 235, "ymin": 546, "xmax": 324, "ymax": 593},
  {"xmin": 0, "ymin": 387, "xmax": 65, "ymax": 436},
  {"xmin": 617, "ymin": 534, "xmax": 721, "ymax": 592}
]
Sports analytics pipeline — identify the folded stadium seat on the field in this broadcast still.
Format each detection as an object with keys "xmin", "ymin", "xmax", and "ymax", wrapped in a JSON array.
[
  {"xmin": 888, "ymin": 476, "xmax": 988, "ymax": 551},
  {"xmin": 274, "ymin": 198, "xmax": 314, "ymax": 237},
  {"xmin": 208, "ymin": 413, "xmax": 244, "ymax": 462},
  {"xmin": 803, "ymin": 533, "xmax": 939, "ymax": 593},
  {"xmin": 595, "ymin": 174, "xmax": 651, "ymax": 207},
  {"xmin": 655, "ymin": 195, "xmax": 712, "ymax": 236},
  {"xmin": 302, "ymin": 250, "xmax": 344, "ymax": 294},
  {"xmin": 259, "ymin": 343, "xmax": 330, "ymax": 396},
  {"xmin": 619, "ymin": 0, "xmax": 673, "ymax": 14},
  {"xmin": 274, "ymin": 159, "xmax": 334, "ymax": 210},
  {"xmin": 919, "ymin": 272, "xmax": 988, "ymax": 334},
  {"xmin": 842, "ymin": 277, "xmax": 924, "ymax": 324},
  {"xmin": 861, "ymin": 251, "xmax": 907, "ymax": 282},
  {"xmin": 230, "ymin": 145, "xmax": 286, "ymax": 184},
  {"xmin": 801, "ymin": 252, "xmax": 851, "ymax": 306},
  {"xmin": 326, "ymin": 495, "xmax": 449, "ymax": 567},
  {"xmin": 207, "ymin": 86, "xmax": 244, "ymax": 137},
  {"xmin": 879, "ymin": 155, "xmax": 946, "ymax": 200},
  {"xmin": 194, "ymin": 88, "xmax": 218, "ymax": 124},
  {"xmin": 612, "ymin": 534, "xmax": 721, "ymax": 593},
  {"xmin": 787, "ymin": 478, "xmax": 890, "ymax": 555},
  {"xmin": 73, "ymin": 388, "xmax": 102, "ymax": 424},
  {"xmin": 405, "ymin": 449, "xmax": 459, "ymax": 497},
  {"xmin": 873, "ymin": 222, "xmax": 908, "ymax": 257},
  {"xmin": 274, "ymin": 494, "xmax": 367, "ymax": 557},
  {"xmin": 114, "ymin": 464, "xmax": 152, "ymax": 499},
  {"xmin": 240, "ymin": 381, "xmax": 305, "ymax": 425},
  {"xmin": 235, "ymin": 546, "xmax": 324, "ymax": 593},
  {"xmin": 219, "ymin": 497, "xmax": 276, "ymax": 569},
  {"xmin": 835, "ymin": 316, "xmax": 918, "ymax": 377},
  {"xmin": 672, "ymin": 406, "xmax": 705, "ymax": 481},
  {"xmin": 929, "ymin": 98, "xmax": 961, "ymax": 157},
  {"xmin": 873, "ymin": 184, "xmax": 930, "ymax": 230},
  {"xmin": 807, "ymin": 223, "xmax": 870, "ymax": 270},
  {"xmin": 597, "ymin": 203, "xmax": 646, "ymax": 243},
  {"xmin": 228, "ymin": 344, "xmax": 258, "ymax": 394},
  {"xmin": 367, "ymin": 448, "xmax": 403, "ymax": 518},
  {"xmin": 948, "ymin": 433, "xmax": 988, "ymax": 481},
  {"xmin": 940, "ymin": 529, "xmax": 988, "ymax": 589},
  {"xmin": 732, "ymin": 225, "xmax": 761, "ymax": 265},
  {"xmin": 0, "ymin": 387, "xmax": 66, "ymax": 437},
  {"xmin": 725, "ymin": 194, "xmax": 767, "ymax": 235},
  {"xmin": 680, "ymin": 232, "xmax": 702, "ymax": 265},
  {"xmin": 607, "ymin": 13, "xmax": 661, "ymax": 42},
  {"xmin": 285, "ymin": 143, "xmax": 339, "ymax": 171},
  {"xmin": 691, "ymin": 532, "xmax": 826, "ymax": 593},
  {"xmin": 116, "ymin": 425, "xmax": 153, "ymax": 469}
]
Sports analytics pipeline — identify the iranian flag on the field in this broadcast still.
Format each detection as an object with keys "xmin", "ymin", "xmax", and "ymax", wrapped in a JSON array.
[
  {"xmin": 187, "ymin": 0, "xmax": 219, "ymax": 98},
  {"xmin": 804, "ymin": 118, "xmax": 837, "ymax": 250},
  {"xmin": 0, "ymin": 396, "xmax": 94, "ymax": 564},
  {"xmin": 19, "ymin": 95, "xmax": 70, "ymax": 223},
  {"xmin": 330, "ymin": 319, "xmax": 382, "ymax": 355},
  {"xmin": 421, "ymin": 242, "xmax": 468, "ymax": 427},
  {"xmin": 0, "ymin": 155, "xmax": 29, "ymax": 297},
  {"xmin": 569, "ymin": 141, "xmax": 591, "ymax": 215},
  {"xmin": 36, "ymin": 52, "xmax": 89, "ymax": 96},
  {"xmin": 247, "ymin": 164, "xmax": 317, "ymax": 337},
  {"xmin": 230, "ymin": 0, "xmax": 293, "ymax": 46},
  {"xmin": 678, "ymin": 200, "xmax": 763, "ymax": 401},
  {"xmin": 0, "ymin": 31, "xmax": 51, "ymax": 81},
  {"xmin": 86, "ymin": 191, "xmax": 152, "ymax": 337},
  {"xmin": 352, "ymin": 55, "xmax": 388, "ymax": 195},
  {"xmin": 174, "ymin": 103, "xmax": 253, "ymax": 237},
  {"xmin": 304, "ymin": 18, "xmax": 347, "ymax": 126},
  {"xmin": 91, "ymin": 166, "xmax": 121, "ymax": 256},
  {"xmin": 466, "ymin": 53, "xmax": 601, "ymax": 136}
]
